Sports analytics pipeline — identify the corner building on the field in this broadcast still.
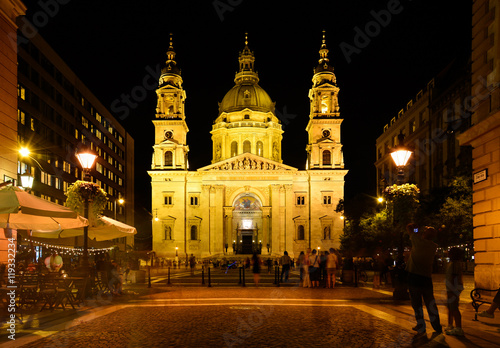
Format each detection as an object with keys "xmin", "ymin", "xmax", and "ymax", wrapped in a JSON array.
[{"xmin": 149, "ymin": 34, "xmax": 347, "ymax": 260}]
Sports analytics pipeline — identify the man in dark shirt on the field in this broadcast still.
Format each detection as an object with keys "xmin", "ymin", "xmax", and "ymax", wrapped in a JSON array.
[{"xmin": 406, "ymin": 223, "xmax": 442, "ymax": 336}]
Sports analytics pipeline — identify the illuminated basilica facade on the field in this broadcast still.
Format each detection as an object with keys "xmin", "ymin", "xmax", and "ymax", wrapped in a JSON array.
[{"xmin": 149, "ymin": 33, "xmax": 347, "ymax": 259}]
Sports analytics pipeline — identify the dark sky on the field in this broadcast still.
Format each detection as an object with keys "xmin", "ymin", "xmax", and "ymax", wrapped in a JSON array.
[{"xmin": 21, "ymin": 0, "xmax": 471, "ymax": 216}]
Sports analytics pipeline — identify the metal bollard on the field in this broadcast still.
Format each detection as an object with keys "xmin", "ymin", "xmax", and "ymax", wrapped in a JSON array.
[
  {"xmin": 208, "ymin": 267, "xmax": 211, "ymax": 287},
  {"xmin": 277, "ymin": 266, "xmax": 280, "ymax": 287},
  {"xmin": 273, "ymin": 266, "xmax": 277, "ymax": 284},
  {"xmin": 202, "ymin": 268, "xmax": 205, "ymax": 285},
  {"xmin": 148, "ymin": 265, "xmax": 151, "ymax": 288},
  {"xmin": 242, "ymin": 266, "xmax": 245, "ymax": 287},
  {"xmin": 167, "ymin": 266, "xmax": 171, "ymax": 285},
  {"xmin": 238, "ymin": 267, "xmax": 242, "ymax": 284}
]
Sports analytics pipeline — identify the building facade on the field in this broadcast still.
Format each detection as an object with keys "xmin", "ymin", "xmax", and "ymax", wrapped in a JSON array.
[
  {"xmin": 0, "ymin": 0, "xmax": 26, "ymax": 263},
  {"xmin": 375, "ymin": 57, "xmax": 472, "ymax": 196},
  {"xmin": 150, "ymin": 34, "xmax": 347, "ymax": 260},
  {"xmin": 458, "ymin": 0, "xmax": 500, "ymax": 290},
  {"xmin": 16, "ymin": 20, "xmax": 135, "ymax": 250}
]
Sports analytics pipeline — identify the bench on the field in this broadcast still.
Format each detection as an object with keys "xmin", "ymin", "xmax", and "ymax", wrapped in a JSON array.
[{"xmin": 470, "ymin": 287, "xmax": 500, "ymax": 321}]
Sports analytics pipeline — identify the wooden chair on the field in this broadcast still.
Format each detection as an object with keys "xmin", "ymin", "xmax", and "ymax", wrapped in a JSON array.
[
  {"xmin": 39, "ymin": 273, "xmax": 75, "ymax": 311},
  {"xmin": 18, "ymin": 272, "xmax": 39, "ymax": 309}
]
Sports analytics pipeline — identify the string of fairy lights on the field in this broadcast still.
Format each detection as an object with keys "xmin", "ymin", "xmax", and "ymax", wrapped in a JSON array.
[{"xmin": 23, "ymin": 238, "xmax": 115, "ymax": 256}]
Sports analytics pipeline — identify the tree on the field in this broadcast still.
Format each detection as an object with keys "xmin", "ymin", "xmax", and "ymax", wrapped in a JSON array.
[{"xmin": 437, "ymin": 176, "xmax": 473, "ymax": 247}]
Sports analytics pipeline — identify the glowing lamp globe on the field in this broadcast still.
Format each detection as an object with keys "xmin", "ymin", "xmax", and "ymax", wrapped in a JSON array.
[
  {"xmin": 390, "ymin": 148, "xmax": 412, "ymax": 167},
  {"xmin": 76, "ymin": 151, "xmax": 97, "ymax": 170}
]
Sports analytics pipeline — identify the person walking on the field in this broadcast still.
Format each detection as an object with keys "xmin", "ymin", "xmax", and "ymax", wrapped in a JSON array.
[
  {"xmin": 280, "ymin": 251, "xmax": 291, "ymax": 282},
  {"xmin": 406, "ymin": 223, "xmax": 443, "ymax": 336},
  {"xmin": 297, "ymin": 251, "xmax": 305, "ymax": 286},
  {"xmin": 444, "ymin": 247, "xmax": 464, "ymax": 336},
  {"xmin": 189, "ymin": 254, "xmax": 196, "ymax": 275},
  {"xmin": 302, "ymin": 249, "xmax": 311, "ymax": 288},
  {"xmin": 251, "ymin": 252, "xmax": 261, "ymax": 287},
  {"xmin": 326, "ymin": 248, "xmax": 338, "ymax": 288}
]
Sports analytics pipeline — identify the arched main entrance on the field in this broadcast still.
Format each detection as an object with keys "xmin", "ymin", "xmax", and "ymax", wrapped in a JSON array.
[{"xmin": 232, "ymin": 193, "xmax": 263, "ymax": 254}]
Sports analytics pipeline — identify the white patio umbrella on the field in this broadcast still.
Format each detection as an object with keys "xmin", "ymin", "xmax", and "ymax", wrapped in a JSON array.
[
  {"xmin": 0, "ymin": 186, "xmax": 88, "ymax": 230},
  {"xmin": 32, "ymin": 215, "xmax": 137, "ymax": 241}
]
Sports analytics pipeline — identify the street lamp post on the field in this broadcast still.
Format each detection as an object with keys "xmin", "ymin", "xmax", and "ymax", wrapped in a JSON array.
[
  {"xmin": 76, "ymin": 148, "xmax": 97, "ymax": 271},
  {"xmin": 114, "ymin": 197, "xmax": 124, "ymax": 220},
  {"xmin": 390, "ymin": 133, "xmax": 412, "ymax": 300}
]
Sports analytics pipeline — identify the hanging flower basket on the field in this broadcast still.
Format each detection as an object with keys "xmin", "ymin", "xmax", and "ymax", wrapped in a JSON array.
[{"xmin": 65, "ymin": 180, "xmax": 107, "ymax": 225}]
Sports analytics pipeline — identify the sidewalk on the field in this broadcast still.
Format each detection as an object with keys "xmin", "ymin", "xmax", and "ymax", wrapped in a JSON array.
[{"xmin": 2, "ymin": 273, "xmax": 499, "ymax": 347}]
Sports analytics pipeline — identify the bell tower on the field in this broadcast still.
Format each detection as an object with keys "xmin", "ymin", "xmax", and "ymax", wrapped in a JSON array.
[
  {"xmin": 306, "ymin": 31, "xmax": 344, "ymax": 169},
  {"xmin": 152, "ymin": 34, "xmax": 189, "ymax": 170}
]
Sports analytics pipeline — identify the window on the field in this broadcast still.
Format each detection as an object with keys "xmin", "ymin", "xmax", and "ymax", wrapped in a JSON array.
[
  {"xmin": 164, "ymin": 225, "xmax": 172, "ymax": 240},
  {"xmin": 409, "ymin": 119, "xmax": 416, "ymax": 134},
  {"xmin": 165, "ymin": 151, "xmax": 173, "ymax": 166},
  {"xmin": 190, "ymin": 225, "xmax": 197, "ymax": 240},
  {"xmin": 18, "ymin": 85, "xmax": 26, "ymax": 100},
  {"xmin": 323, "ymin": 195, "xmax": 332, "ymax": 205},
  {"xmin": 243, "ymin": 140, "xmax": 251, "ymax": 153},
  {"xmin": 256, "ymin": 141, "xmax": 263, "ymax": 156},
  {"xmin": 322, "ymin": 150, "xmax": 331, "ymax": 165},
  {"xmin": 296, "ymin": 195, "xmax": 305, "ymax": 205},
  {"xmin": 297, "ymin": 225, "xmax": 305, "ymax": 240},
  {"xmin": 164, "ymin": 195, "xmax": 173, "ymax": 205},
  {"xmin": 231, "ymin": 141, "xmax": 238, "ymax": 157},
  {"xmin": 190, "ymin": 195, "xmax": 199, "ymax": 206},
  {"xmin": 18, "ymin": 110, "xmax": 25, "ymax": 125}
]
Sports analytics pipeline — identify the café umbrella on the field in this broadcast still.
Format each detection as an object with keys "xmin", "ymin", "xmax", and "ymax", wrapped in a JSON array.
[
  {"xmin": 32, "ymin": 215, "xmax": 137, "ymax": 241},
  {"xmin": 0, "ymin": 186, "xmax": 88, "ymax": 230}
]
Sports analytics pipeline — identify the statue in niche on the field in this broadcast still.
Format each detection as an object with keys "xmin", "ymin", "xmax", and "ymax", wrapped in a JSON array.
[
  {"xmin": 272, "ymin": 142, "xmax": 279, "ymax": 161},
  {"xmin": 215, "ymin": 143, "xmax": 221, "ymax": 161}
]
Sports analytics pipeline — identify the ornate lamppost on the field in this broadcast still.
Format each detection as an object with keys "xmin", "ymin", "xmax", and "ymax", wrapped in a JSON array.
[
  {"xmin": 389, "ymin": 133, "xmax": 413, "ymax": 300},
  {"xmin": 75, "ymin": 148, "xmax": 97, "ymax": 271}
]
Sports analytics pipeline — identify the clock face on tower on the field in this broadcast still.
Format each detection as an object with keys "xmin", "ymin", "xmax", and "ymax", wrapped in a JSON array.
[
  {"xmin": 322, "ymin": 129, "xmax": 330, "ymax": 138},
  {"xmin": 165, "ymin": 131, "xmax": 173, "ymax": 139}
]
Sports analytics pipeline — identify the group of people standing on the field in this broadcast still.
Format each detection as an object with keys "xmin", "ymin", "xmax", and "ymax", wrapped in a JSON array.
[{"xmin": 297, "ymin": 248, "xmax": 339, "ymax": 288}]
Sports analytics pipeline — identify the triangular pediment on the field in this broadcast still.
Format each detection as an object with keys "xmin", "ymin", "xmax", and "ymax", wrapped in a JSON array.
[
  {"xmin": 155, "ymin": 138, "xmax": 179, "ymax": 146},
  {"xmin": 317, "ymin": 138, "xmax": 335, "ymax": 144},
  {"xmin": 198, "ymin": 153, "xmax": 297, "ymax": 172}
]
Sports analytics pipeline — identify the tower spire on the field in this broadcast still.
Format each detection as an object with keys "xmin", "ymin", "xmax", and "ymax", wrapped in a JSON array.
[
  {"xmin": 318, "ymin": 30, "xmax": 329, "ymax": 64},
  {"xmin": 235, "ymin": 32, "xmax": 258, "ymax": 84},
  {"xmin": 166, "ymin": 33, "xmax": 176, "ymax": 63}
]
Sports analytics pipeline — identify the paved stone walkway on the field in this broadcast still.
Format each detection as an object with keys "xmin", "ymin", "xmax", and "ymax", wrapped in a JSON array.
[{"xmin": 17, "ymin": 305, "xmax": 415, "ymax": 348}]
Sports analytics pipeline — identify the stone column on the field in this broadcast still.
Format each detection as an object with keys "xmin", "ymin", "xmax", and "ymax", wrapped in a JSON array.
[{"xmin": 270, "ymin": 184, "xmax": 281, "ymax": 255}]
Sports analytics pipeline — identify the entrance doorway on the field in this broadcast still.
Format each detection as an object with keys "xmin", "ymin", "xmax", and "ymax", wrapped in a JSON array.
[{"xmin": 241, "ymin": 234, "xmax": 253, "ymax": 254}]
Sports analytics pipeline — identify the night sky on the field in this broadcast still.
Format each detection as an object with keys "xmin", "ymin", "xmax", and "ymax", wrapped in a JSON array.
[{"xmin": 19, "ymin": 0, "xmax": 471, "ymax": 231}]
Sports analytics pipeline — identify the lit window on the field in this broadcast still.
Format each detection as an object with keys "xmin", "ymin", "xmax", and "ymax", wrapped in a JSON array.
[
  {"xmin": 256, "ymin": 141, "xmax": 263, "ymax": 156},
  {"xmin": 231, "ymin": 141, "xmax": 238, "ymax": 157}
]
